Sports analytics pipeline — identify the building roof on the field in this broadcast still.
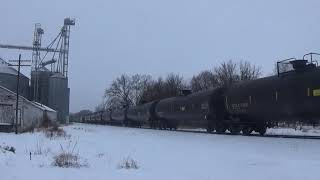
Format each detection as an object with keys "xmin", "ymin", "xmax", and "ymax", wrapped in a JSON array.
[
  {"xmin": 32, "ymin": 102, "xmax": 56, "ymax": 112},
  {"xmin": 0, "ymin": 58, "xmax": 28, "ymax": 78},
  {"xmin": 0, "ymin": 85, "xmax": 56, "ymax": 112},
  {"xmin": 51, "ymin": 73, "xmax": 65, "ymax": 78}
]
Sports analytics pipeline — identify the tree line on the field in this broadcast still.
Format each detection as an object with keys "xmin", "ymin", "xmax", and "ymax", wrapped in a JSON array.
[{"xmin": 95, "ymin": 60, "xmax": 261, "ymax": 111}]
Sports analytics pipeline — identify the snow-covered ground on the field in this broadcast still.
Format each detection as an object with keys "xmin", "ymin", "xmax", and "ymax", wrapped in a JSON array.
[{"xmin": 1, "ymin": 123, "xmax": 320, "ymax": 180}]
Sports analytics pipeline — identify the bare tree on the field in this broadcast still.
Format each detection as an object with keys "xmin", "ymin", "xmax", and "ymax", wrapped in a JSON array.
[
  {"xmin": 140, "ymin": 74, "xmax": 186, "ymax": 102},
  {"xmin": 105, "ymin": 96, "xmax": 123, "ymax": 109},
  {"xmin": 213, "ymin": 60, "xmax": 261, "ymax": 87},
  {"xmin": 190, "ymin": 70, "xmax": 217, "ymax": 92},
  {"xmin": 104, "ymin": 74, "xmax": 133, "ymax": 108},
  {"xmin": 131, "ymin": 74, "xmax": 152, "ymax": 105},
  {"xmin": 214, "ymin": 60, "xmax": 239, "ymax": 87},
  {"xmin": 164, "ymin": 73, "xmax": 186, "ymax": 97},
  {"xmin": 69, "ymin": 109, "xmax": 92, "ymax": 122},
  {"xmin": 140, "ymin": 77, "xmax": 165, "ymax": 102},
  {"xmin": 102, "ymin": 60, "xmax": 261, "ymax": 109},
  {"xmin": 103, "ymin": 74, "xmax": 152, "ymax": 109},
  {"xmin": 94, "ymin": 103, "xmax": 105, "ymax": 112},
  {"xmin": 239, "ymin": 61, "xmax": 261, "ymax": 81}
]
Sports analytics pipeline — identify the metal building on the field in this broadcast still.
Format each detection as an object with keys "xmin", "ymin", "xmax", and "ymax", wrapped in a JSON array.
[
  {"xmin": 0, "ymin": 85, "xmax": 57, "ymax": 132},
  {"xmin": 0, "ymin": 58, "xmax": 29, "ymax": 99}
]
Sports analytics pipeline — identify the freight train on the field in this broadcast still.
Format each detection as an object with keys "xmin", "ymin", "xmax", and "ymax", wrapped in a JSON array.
[{"xmin": 79, "ymin": 53, "xmax": 320, "ymax": 135}]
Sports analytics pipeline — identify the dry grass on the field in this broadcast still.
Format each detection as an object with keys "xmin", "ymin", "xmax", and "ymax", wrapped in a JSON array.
[
  {"xmin": 118, "ymin": 156, "xmax": 139, "ymax": 170},
  {"xmin": 23, "ymin": 114, "xmax": 54, "ymax": 133},
  {"xmin": 44, "ymin": 126, "xmax": 70, "ymax": 139},
  {"xmin": 23, "ymin": 123, "xmax": 36, "ymax": 133},
  {"xmin": 38, "ymin": 120, "xmax": 70, "ymax": 139},
  {"xmin": 31, "ymin": 140, "xmax": 51, "ymax": 156},
  {"xmin": 52, "ymin": 142, "xmax": 88, "ymax": 168},
  {"xmin": 53, "ymin": 152, "xmax": 81, "ymax": 168},
  {"xmin": 0, "ymin": 145, "xmax": 15, "ymax": 154}
]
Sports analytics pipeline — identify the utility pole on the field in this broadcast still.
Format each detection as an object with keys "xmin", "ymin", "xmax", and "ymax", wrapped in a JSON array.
[{"xmin": 9, "ymin": 54, "xmax": 31, "ymax": 134}]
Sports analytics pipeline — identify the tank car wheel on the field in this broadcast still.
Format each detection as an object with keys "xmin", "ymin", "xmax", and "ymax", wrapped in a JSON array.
[
  {"xmin": 242, "ymin": 126, "xmax": 253, "ymax": 136},
  {"xmin": 158, "ymin": 122, "xmax": 162, "ymax": 130},
  {"xmin": 160, "ymin": 121, "xmax": 166, "ymax": 130},
  {"xmin": 229, "ymin": 124, "xmax": 241, "ymax": 135},
  {"xmin": 257, "ymin": 126, "xmax": 267, "ymax": 136},
  {"xmin": 124, "ymin": 120, "xmax": 131, "ymax": 127},
  {"xmin": 160, "ymin": 122, "xmax": 164, "ymax": 130},
  {"xmin": 150, "ymin": 119, "xmax": 155, "ymax": 129},
  {"xmin": 206, "ymin": 124, "xmax": 213, "ymax": 133},
  {"xmin": 154, "ymin": 121, "xmax": 160, "ymax": 129},
  {"xmin": 205, "ymin": 115, "xmax": 214, "ymax": 133},
  {"xmin": 215, "ymin": 123, "xmax": 227, "ymax": 134}
]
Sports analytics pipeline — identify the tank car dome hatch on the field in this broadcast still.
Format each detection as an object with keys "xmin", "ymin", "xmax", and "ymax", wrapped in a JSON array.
[
  {"xmin": 0, "ymin": 58, "xmax": 30, "ymax": 99},
  {"xmin": 289, "ymin": 60, "xmax": 308, "ymax": 70},
  {"xmin": 181, "ymin": 89, "xmax": 192, "ymax": 96}
]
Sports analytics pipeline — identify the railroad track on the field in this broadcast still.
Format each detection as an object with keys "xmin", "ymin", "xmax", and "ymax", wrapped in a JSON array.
[
  {"xmin": 77, "ymin": 122, "xmax": 320, "ymax": 140},
  {"xmin": 185, "ymin": 129, "xmax": 320, "ymax": 140},
  {"xmin": 137, "ymin": 126, "xmax": 320, "ymax": 140}
]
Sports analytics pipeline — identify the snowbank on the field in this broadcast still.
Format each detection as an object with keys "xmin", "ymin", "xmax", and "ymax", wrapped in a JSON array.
[{"xmin": 1, "ymin": 124, "xmax": 320, "ymax": 180}]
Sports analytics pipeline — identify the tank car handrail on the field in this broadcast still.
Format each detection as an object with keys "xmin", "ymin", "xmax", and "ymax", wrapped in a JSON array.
[
  {"xmin": 303, "ymin": 52, "xmax": 320, "ymax": 67},
  {"xmin": 277, "ymin": 57, "xmax": 296, "ymax": 63}
]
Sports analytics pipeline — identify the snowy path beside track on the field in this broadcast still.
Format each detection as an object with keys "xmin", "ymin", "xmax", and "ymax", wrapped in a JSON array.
[{"xmin": 1, "ymin": 123, "xmax": 320, "ymax": 180}]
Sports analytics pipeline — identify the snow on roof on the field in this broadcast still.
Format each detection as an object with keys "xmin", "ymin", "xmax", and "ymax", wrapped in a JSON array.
[
  {"xmin": 0, "ymin": 58, "xmax": 28, "ymax": 78},
  {"xmin": 0, "ymin": 85, "xmax": 23, "ymax": 98},
  {"xmin": 0, "ymin": 64, "xmax": 19, "ymax": 75},
  {"xmin": 38, "ymin": 66, "xmax": 50, "ymax": 72},
  {"xmin": 32, "ymin": 102, "xmax": 56, "ymax": 112},
  {"xmin": 0, "ymin": 85, "xmax": 56, "ymax": 112},
  {"xmin": 0, "ymin": 58, "xmax": 8, "ymax": 64},
  {"xmin": 51, "ymin": 73, "xmax": 65, "ymax": 78}
]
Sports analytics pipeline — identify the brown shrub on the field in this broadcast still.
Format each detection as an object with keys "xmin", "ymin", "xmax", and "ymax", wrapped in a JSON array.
[
  {"xmin": 53, "ymin": 153, "xmax": 81, "ymax": 168},
  {"xmin": 0, "ymin": 145, "xmax": 15, "ymax": 154},
  {"xmin": 118, "ymin": 156, "xmax": 139, "ymax": 169},
  {"xmin": 44, "ymin": 127, "xmax": 69, "ymax": 139},
  {"xmin": 52, "ymin": 142, "xmax": 87, "ymax": 168}
]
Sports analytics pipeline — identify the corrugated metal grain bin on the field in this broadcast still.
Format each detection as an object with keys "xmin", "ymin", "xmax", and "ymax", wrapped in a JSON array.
[
  {"xmin": 30, "ymin": 68, "xmax": 52, "ymax": 105},
  {"xmin": 0, "ymin": 85, "xmax": 57, "ymax": 132},
  {"xmin": 48, "ymin": 73, "xmax": 69, "ymax": 123},
  {"xmin": 0, "ymin": 60, "xmax": 30, "ymax": 99}
]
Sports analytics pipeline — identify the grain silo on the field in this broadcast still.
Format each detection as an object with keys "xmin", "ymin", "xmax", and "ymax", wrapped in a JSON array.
[
  {"xmin": 48, "ymin": 73, "xmax": 70, "ymax": 123},
  {"xmin": 0, "ymin": 58, "xmax": 30, "ymax": 99},
  {"xmin": 30, "ymin": 68, "xmax": 52, "ymax": 105}
]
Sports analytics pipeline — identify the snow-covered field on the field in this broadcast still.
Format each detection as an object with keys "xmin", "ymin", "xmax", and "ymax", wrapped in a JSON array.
[{"xmin": 1, "ymin": 123, "xmax": 320, "ymax": 180}]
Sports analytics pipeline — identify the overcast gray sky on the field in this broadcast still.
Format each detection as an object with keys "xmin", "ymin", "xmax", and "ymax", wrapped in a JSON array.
[{"xmin": 0, "ymin": 0, "xmax": 320, "ymax": 112}]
